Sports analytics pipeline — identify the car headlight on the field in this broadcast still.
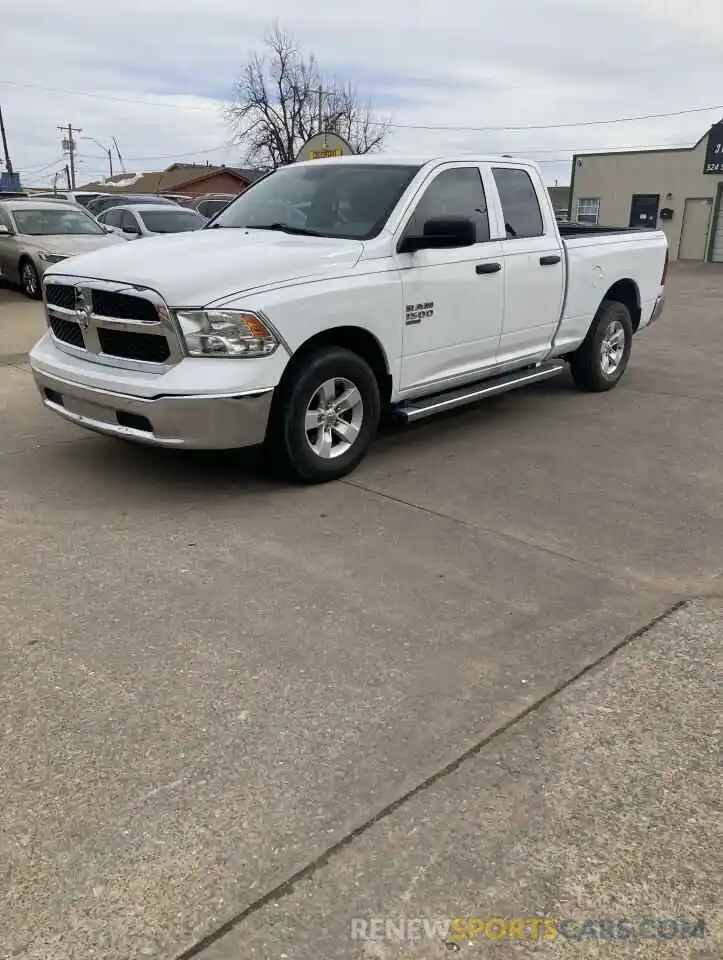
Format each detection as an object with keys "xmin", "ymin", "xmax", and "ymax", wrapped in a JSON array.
[
  {"xmin": 176, "ymin": 309, "xmax": 279, "ymax": 358},
  {"xmin": 37, "ymin": 252, "xmax": 66, "ymax": 264}
]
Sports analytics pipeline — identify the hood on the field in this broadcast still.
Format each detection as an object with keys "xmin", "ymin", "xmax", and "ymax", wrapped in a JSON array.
[
  {"xmin": 26, "ymin": 233, "xmax": 125, "ymax": 257},
  {"xmin": 44, "ymin": 228, "xmax": 364, "ymax": 306}
]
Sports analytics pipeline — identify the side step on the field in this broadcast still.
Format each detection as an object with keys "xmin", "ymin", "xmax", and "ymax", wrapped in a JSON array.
[{"xmin": 394, "ymin": 361, "xmax": 567, "ymax": 424}]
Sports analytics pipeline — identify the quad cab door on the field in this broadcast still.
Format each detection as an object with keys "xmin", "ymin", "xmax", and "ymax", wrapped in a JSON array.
[
  {"xmin": 396, "ymin": 164, "xmax": 505, "ymax": 393},
  {"xmin": 490, "ymin": 165, "xmax": 566, "ymax": 365}
]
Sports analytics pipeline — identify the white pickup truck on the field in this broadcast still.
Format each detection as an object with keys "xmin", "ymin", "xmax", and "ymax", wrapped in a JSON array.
[{"xmin": 29, "ymin": 154, "xmax": 668, "ymax": 483}]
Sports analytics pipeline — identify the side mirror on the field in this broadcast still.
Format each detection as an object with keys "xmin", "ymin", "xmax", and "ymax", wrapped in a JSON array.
[
  {"xmin": 398, "ymin": 216, "xmax": 476, "ymax": 253},
  {"xmin": 0, "ymin": 224, "xmax": 13, "ymax": 237},
  {"xmin": 122, "ymin": 226, "xmax": 140, "ymax": 237}
]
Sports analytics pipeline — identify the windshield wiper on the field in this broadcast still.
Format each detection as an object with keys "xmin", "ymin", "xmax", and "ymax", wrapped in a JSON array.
[
  {"xmin": 219, "ymin": 222, "xmax": 324, "ymax": 237},
  {"xmin": 256, "ymin": 223, "xmax": 325, "ymax": 236}
]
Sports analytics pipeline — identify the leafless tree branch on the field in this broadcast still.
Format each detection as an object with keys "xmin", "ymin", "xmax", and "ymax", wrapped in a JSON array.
[{"xmin": 226, "ymin": 25, "xmax": 391, "ymax": 167}]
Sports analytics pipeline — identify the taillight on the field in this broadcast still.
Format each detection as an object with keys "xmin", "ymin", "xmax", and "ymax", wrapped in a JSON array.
[{"xmin": 661, "ymin": 247, "xmax": 669, "ymax": 286}]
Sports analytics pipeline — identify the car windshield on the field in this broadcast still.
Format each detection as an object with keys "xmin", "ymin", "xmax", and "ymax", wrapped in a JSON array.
[
  {"xmin": 201, "ymin": 200, "xmax": 230, "ymax": 217},
  {"xmin": 139, "ymin": 210, "xmax": 205, "ymax": 233},
  {"xmin": 211, "ymin": 163, "xmax": 421, "ymax": 240},
  {"xmin": 90, "ymin": 196, "xmax": 176, "ymax": 214},
  {"xmin": 12, "ymin": 207, "xmax": 105, "ymax": 236}
]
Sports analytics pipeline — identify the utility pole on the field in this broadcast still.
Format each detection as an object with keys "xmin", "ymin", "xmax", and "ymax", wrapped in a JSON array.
[
  {"xmin": 64, "ymin": 164, "xmax": 71, "ymax": 190},
  {"xmin": 58, "ymin": 123, "xmax": 81, "ymax": 189},
  {"xmin": 0, "ymin": 104, "xmax": 14, "ymax": 175},
  {"xmin": 317, "ymin": 87, "xmax": 323, "ymax": 133}
]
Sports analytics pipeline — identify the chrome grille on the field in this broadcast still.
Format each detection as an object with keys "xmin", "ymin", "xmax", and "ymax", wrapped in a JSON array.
[
  {"xmin": 97, "ymin": 328, "xmax": 170, "ymax": 363},
  {"xmin": 91, "ymin": 289, "xmax": 159, "ymax": 324},
  {"xmin": 43, "ymin": 278, "xmax": 183, "ymax": 370},
  {"xmin": 48, "ymin": 314, "xmax": 85, "ymax": 348},
  {"xmin": 45, "ymin": 283, "xmax": 75, "ymax": 311}
]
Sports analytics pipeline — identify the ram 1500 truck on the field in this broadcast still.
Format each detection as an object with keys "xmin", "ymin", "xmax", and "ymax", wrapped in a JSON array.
[{"xmin": 29, "ymin": 154, "xmax": 668, "ymax": 483}]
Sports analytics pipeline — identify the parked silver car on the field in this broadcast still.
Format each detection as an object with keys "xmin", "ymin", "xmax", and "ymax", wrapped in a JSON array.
[
  {"xmin": 30, "ymin": 191, "xmax": 109, "ymax": 210},
  {"xmin": 0, "ymin": 199, "xmax": 125, "ymax": 299},
  {"xmin": 96, "ymin": 203, "xmax": 207, "ymax": 239}
]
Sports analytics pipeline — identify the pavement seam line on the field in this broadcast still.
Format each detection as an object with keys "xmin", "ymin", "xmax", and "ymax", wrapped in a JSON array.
[
  {"xmin": 0, "ymin": 435, "xmax": 96, "ymax": 460},
  {"xmin": 342, "ymin": 477, "xmax": 635, "ymax": 588},
  {"xmin": 173, "ymin": 597, "xmax": 688, "ymax": 960},
  {"xmin": 620, "ymin": 384, "xmax": 723, "ymax": 403},
  {"xmin": 0, "ymin": 354, "xmax": 30, "ymax": 368}
]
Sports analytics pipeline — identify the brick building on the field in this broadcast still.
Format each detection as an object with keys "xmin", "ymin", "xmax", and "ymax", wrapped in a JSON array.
[{"xmin": 79, "ymin": 162, "xmax": 263, "ymax": 198}]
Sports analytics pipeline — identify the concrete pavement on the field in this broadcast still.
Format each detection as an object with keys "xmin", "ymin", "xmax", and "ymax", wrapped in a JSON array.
[
  {"xmin": 0, "ymin": 265, "xmax": 721, "ymax": 959},
  {"xmin": 0, "ymin": 284, "xmax": 45, "ymax": 361},
  {"xmin": 199, "ymin": 597, "xmax": 721, "ymax": 959}
]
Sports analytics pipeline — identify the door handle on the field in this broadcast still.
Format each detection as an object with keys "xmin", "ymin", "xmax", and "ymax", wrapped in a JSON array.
[
  {"xmin": 476, "ymin": 262, "xmax": 502, "ymax": 274},
  {"xmin": 540, "ymin": 255, "xmax": 561, "ymax": 266}
]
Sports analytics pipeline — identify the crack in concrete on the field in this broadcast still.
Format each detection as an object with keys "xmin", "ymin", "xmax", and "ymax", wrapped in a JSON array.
[
  {"xmin": 172, "ymin": 598, "xmax": 688, "ymax": 960},
  {"xmin": 0, "ymin": 354, "xmax": 30, "ymax": 369},
  {"xmin": 620, "ymin": 384, "xmax": 723, "ymax": 404},
  {"xmin": 343, "ymin": 478, "xmax": 665, "ymax": 592}
]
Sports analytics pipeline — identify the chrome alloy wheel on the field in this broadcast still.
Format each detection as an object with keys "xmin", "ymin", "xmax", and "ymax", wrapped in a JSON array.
[
  {"xmin": 600, "ymin": 318, "xmax": 626, "ymax": 375},
  {"xmin": 21, "ymin": 262, "xmax": 39, "ymax": 297},
  {"xmin": 304, "ymin": 377, "xmax": 364, "ymax": 459}
]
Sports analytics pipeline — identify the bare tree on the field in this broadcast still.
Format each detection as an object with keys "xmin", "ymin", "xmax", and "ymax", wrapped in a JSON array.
[{"xmin": 226, "ymin": 25, "xmax": 390, "ymax": 168}]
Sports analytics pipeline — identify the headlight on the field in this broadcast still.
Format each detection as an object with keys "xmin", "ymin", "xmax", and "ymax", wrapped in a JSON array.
[
  {"xmin": 37, "ymin": 252, "xmax": 66, "ymax": 264},
  {"xmin": 176, "ymin": 309, "xmax": 279, "ymax": 358}
]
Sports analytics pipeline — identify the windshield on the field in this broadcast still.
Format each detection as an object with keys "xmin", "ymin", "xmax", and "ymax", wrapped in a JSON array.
[
  {"xmin": 201, "ymin": 199, "xmax": 230, "ymax": 217},
  {"xmin": 12, "ymin": 207, "xmax": 105, "ymax": 236},
  {"xmin": 139, "ymin": 210, "xmax": 204, "ymax": 233},
  {"xmin": 212, "ymin": 163, "xmax": 420, "ymax": 240}
]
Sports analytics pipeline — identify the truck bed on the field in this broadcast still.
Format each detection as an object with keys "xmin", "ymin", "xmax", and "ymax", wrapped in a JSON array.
[{"xmin": 558, "ymin": 222, "xmax": 653, "ymax": 238}]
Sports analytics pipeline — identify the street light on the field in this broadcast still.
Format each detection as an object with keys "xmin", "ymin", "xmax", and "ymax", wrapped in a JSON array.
[{"xmin": 81, "ymin": 135, "xmax": 119, "ymax": 179}]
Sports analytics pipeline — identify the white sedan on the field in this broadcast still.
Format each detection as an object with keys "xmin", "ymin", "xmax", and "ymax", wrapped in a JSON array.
[{"xmin": 96, "ymin": 203, "xmax": 206, "ymax": 240}]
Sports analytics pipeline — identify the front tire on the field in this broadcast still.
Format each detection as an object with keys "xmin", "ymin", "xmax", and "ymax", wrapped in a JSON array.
[
  {"xmin": 265, "ymin": 347, "xmax": 381, "ymax": 484},
  {"xmin": 569, "ymin": 300, "xmax": 633, "ymax": 392},
  {"xmin": 19, "ymin": 258, "xmax": 41, "ymax": 300}
]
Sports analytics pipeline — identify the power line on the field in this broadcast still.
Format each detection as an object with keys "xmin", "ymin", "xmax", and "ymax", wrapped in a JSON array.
[
  {"xmin": 1, "ymin": 77, "xmax": 722, "ymax": 132},
  {"xmin": 0, "ymin": 79, "xmax": 217, "ymax": 113},
  {"xmin": 77, "ymin": 141, "xmax": 234, "ymax": 163},
  {"xmin": 387, "ymin": 104, "xmax": 723, "ymax": 132},
  {"xmin": 18, "ymin": 156, "xmax": 66, "ymax": 175},
  {"xmin": 76, "ymin": 136, "xmax": 696, "ymax": 170}
]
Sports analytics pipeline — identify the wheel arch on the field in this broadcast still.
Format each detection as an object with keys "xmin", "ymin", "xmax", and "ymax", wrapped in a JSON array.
[
  {"xmin": 280, "ymin": 326, "xmax": 393, "ymax": 405},
  {"xmin": 601, "ymin": 278, "xmax": 641, "ymax": 332}
]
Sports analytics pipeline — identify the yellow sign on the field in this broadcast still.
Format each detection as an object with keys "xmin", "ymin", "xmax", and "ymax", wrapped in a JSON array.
[{"xmin": 310, "ymin": 149, "xmax": 343, "ymax": 159}]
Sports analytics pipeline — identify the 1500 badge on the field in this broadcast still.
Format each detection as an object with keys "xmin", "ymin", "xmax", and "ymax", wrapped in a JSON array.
[{"xmin": 405, "ymin": 301, "xmax": 434, "ymax": 325}]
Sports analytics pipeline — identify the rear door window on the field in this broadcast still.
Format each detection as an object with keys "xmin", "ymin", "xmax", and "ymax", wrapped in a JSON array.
[
  {"xmin": 120, "ymin": 211, "xmax": 139, "ymax": 233},
  {"xmin": 104, "ymin": 209, "xmax": 124, "ymax": 227},
  {"xmin": 492, "ymin": 167, "xmax": 544, "ymax": 239}
]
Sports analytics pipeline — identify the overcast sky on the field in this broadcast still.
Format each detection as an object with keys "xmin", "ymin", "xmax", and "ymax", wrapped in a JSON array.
[{"xmin": 2, "ymin": 0, "xmax": 722, "ymax": 188}]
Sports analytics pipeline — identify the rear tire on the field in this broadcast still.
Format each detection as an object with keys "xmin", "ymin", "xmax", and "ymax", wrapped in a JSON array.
[
  {"xmin": 19, "ymin": 258, "xmax": 41, "ymax": 300},
  {"xmin": 569, "ymin": 299, "xmax": 632, "ymax": 392},
  {"xmin": 265, "ymin": 347, "xmax": 381, "ymax": 484}
]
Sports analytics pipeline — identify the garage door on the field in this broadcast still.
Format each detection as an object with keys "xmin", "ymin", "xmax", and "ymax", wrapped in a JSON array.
[{"xmin": 711, "ymin": 190, "xmax": 723, "ymax": 262}]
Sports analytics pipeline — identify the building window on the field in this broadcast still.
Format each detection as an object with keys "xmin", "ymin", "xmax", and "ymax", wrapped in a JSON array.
[{"xmin": 576, "ymin": 198, "xmax": 600, "ymax": 224}]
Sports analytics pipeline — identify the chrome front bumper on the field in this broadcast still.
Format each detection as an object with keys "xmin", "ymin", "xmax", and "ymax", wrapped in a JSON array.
[{"xmin": 32, "ymin": 368, "xmax": 273, "ymax": 450}]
